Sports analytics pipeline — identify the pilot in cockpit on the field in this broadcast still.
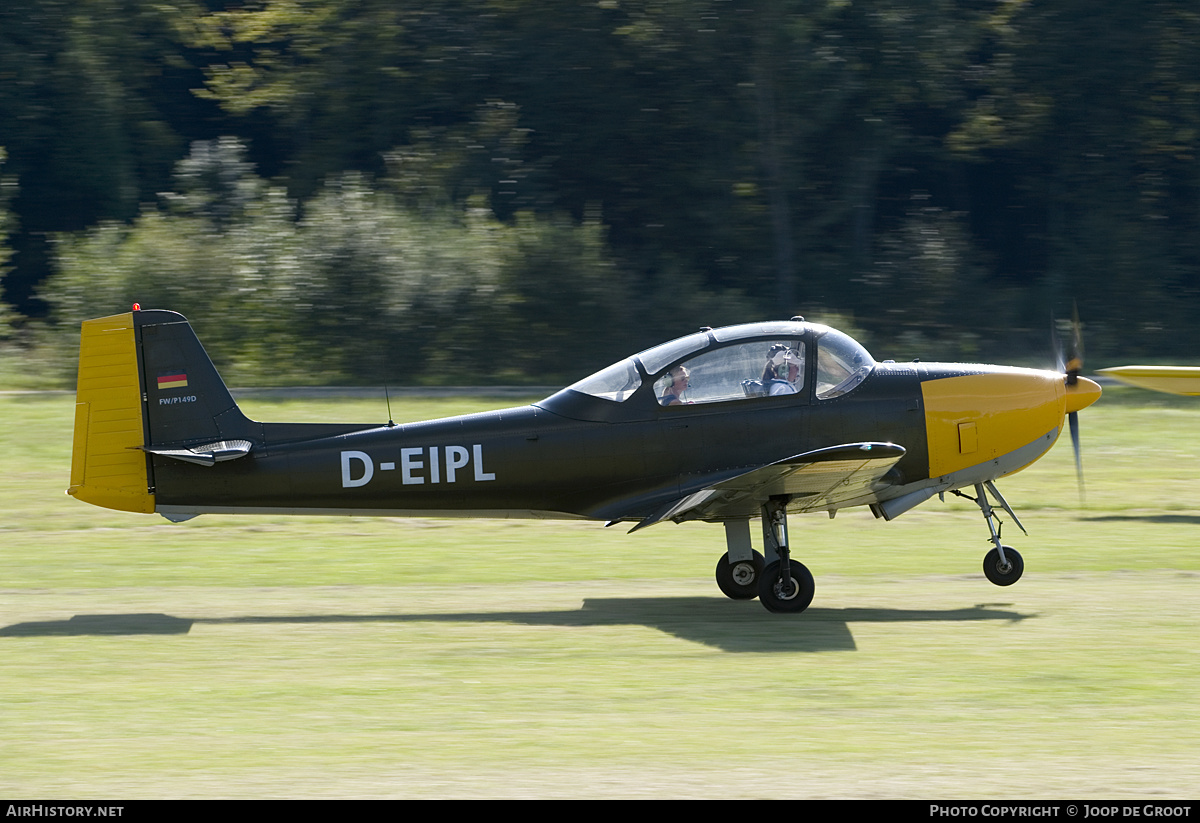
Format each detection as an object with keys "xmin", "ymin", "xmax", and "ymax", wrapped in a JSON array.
[{"xmin": 763, "ymin": 345, "xmax": 803, "ymax": 395}]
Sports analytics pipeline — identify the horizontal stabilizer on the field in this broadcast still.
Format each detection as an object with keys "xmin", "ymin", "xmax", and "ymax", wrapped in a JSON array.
[{"xmin": 144, "ymin": 439, "xmax": 253, "ymax": 467}]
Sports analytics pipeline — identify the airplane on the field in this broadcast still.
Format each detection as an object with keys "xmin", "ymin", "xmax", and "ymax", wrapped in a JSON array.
[{"xmin": 68, "ymin": 308, "xmax": 1102, "ymax": 614}]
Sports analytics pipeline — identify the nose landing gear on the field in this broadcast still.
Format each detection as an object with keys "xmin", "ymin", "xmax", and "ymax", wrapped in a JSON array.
[
  {"xmin": 983, "ymin": 545, "xmax": 1024, "ymax": 586},
  {"xmin": 954, "ymin": 481, "xmax": 1027, "ymax": 586}
]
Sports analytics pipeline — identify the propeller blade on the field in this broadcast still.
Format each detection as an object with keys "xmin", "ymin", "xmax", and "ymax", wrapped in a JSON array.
[
  {"xmin": 1055, "ymin": 302, "xmax": 1091, "ymax": 504},
  {"xmin": 1068, "ymin": 409, "xmax": 1085, "ymax": 503},
  {"xmin": 1054, "ymin": 301, "xmax": 1084, "ymax": 384},
  {"xmin": 1065, "ymin": 302, "xmax": 1083, "ymax": 385}
]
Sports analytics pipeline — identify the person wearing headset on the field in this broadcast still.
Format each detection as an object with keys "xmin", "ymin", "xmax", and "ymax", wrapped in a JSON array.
[{"xmin": 763, "ymin": 345, "xmax": 803, "ymax": 395}]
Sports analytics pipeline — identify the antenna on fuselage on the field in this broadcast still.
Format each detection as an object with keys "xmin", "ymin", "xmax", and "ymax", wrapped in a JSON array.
[{"xmin": 384, "ymin": 385, "xmax": 396, "ymax": 428}]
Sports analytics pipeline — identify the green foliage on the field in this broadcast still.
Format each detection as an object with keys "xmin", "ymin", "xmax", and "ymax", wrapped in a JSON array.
[
  {"xmin": 0, "ymin": 147, "xmax": 13, "ymax": 270},
  {"xmin": 42, "ymin": 138, "xmax": 643, "ymax": 386},
  {"xmin": 0, "ymin": 147, "xmax": 21, "ymax": 345},
  {"xmin": 0, "ymin": 0, "xmax": 207, "ymax": 224},
  {"xmin": 9, "ymin": 0, "xmax": 1200, "ymax": 383}
]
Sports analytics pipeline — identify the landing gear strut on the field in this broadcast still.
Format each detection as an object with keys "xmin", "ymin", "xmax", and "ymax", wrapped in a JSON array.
[
  {"xmin": 756, "ymin": 497, "xmax": 815, "ymax": 613},
  {"xmin": 954, "ymin": 481, "xmax": 1027, "ymax": 587}
]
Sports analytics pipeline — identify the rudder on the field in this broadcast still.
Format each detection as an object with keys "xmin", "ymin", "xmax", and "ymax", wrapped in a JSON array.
[{"xmin": 69, "ymin": 312, "xmax": 154, "ymax": 512}]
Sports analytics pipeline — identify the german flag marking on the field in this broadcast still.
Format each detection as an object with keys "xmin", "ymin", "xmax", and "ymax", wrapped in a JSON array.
[{"xmin": 157, "ymin": 372, "xmax": 188, "ymax": 390}]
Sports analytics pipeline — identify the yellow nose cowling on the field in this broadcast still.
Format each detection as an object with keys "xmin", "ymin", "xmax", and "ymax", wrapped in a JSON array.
[{"xmin": 922, "ymin": 368, "xmax": 1099, "ymax": 480}]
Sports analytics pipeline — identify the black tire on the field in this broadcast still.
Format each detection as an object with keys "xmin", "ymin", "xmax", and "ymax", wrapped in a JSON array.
[
  {"xmin": 983, "ymin": 546, "xmax": 1024, "ymax": 586},
  {"xmin": 715, "ymin": 550, "xmax": 765, "ymax": 600},
  {"xmin": 757, "ymin": 559, "xmax": 815, "ymax": 614}
]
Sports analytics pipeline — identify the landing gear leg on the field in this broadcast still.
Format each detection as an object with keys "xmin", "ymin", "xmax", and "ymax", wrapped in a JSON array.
[
  {"xmin": 756, "ymin": 497, "xmax": 815, "ymax": 613},
  {"xmin": 716, "ymin": 518, "xmax": 764, "ymax": 600},
  {"xmin": 956, "ymin": 482, "xmax": 1026, "ymax": 586}
]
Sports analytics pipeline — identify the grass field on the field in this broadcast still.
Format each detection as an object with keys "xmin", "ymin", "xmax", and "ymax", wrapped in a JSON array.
[{"xmin": 2, "ymin": 389, "xmax": 1198, "ymax": 798}]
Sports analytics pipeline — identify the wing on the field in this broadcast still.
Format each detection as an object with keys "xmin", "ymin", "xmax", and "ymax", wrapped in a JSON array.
[{"xmin": 626, "ymin": 442, "xmax": 906, "ymax": 532}]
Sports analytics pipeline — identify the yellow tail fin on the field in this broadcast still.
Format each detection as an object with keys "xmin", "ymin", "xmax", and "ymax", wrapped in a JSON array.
[{"xmin": 67, "ymin": 312, "xmax": 155, "ymax": 513}]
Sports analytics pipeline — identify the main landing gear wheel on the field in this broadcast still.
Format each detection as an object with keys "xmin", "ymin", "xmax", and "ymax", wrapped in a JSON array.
[
  {"xmin": 758, "ymin": 559, "xmax": 815, "ymax": 614},
  {"xmin": 715, "ymin": 550, "xmax": 765, "ymax": 600},
  {"xmin": 983, "ymin": 546, "xmax": 1024, "ymax": 586}
]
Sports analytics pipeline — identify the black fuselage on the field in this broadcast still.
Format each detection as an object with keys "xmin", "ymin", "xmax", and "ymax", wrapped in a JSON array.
[{"xmin": 151, "ymin": 365, "xmax": 930, "ymax": 522}]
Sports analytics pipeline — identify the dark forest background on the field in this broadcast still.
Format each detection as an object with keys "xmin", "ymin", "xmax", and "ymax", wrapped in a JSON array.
[{"xmin": 3, "ymin": 0, "xmax": 1200, "ymax": 386}]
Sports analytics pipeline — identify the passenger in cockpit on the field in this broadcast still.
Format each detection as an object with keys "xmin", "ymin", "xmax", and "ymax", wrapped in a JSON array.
[{"xmin": 763, "ymin": 345, "xmax": 803, "ymax": 395}]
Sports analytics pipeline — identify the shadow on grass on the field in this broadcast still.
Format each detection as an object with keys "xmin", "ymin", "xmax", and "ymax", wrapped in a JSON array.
[
  {"xmin": 0, "ymin": 598, "xmax": 1029, "ymax": 652},
  {"xmin": 1081, "ymin": 513, "xmax": 1200, "ymax": 525},
  {"xmin": 0, "ymin": 613, "xmax": 194, "ymax": 636}
]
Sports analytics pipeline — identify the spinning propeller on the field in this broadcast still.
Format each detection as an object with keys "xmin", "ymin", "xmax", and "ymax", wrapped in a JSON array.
[{"xmin": 1054, "ymin": 304, "xmax": 1095, "ymax": 501}]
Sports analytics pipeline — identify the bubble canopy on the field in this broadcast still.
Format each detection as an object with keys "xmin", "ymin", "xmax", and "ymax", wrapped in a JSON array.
[{"xmin": 563, "ymin": 320, "xmax": 875, "ymax": 405}]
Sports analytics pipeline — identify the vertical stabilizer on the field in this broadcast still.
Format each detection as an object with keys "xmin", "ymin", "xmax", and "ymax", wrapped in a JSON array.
[
  {"xmin": 68, "ymin": 309, "xmax": 255, "ymax": 514},
  {"xmin": 135, "ymin": 310, "xmax": 252, "ymax": 447}
]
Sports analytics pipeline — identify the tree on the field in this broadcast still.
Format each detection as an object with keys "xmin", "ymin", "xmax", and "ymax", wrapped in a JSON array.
[
  {"xmin": 0, "ymin": 148, "xmax": 17, "ymax": 339},
  {"xmin": 948, "ymin": 0, "xmax": 1200, "ymax": 357},
  {"xmin": 0, "ymin": 0, "xmax": 219, "ymax": 312}
]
